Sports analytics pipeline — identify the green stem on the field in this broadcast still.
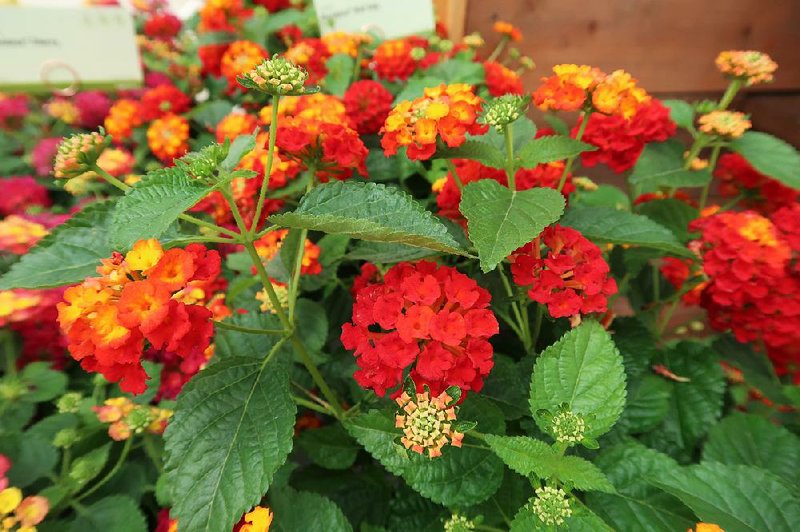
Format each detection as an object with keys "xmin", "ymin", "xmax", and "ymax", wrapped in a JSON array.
[
  {"xmin": 718, "ymin": 79, "xmax": 744, "ymax": 111},
  {"xmin": 719, "ymin": 193, "xmax": 745, "ymax": 212},
  {"xmin": 445, "ymin": 158, "xmax": 463, "ymax": 191},
  {"xmin": 657, "ymin": 296, "xmax": 682, "ymax": 337},
  {"xmin": 288, "ymin": 169, "xmax": 316, "ymax": 322},
  {"xmin": 698, "ymin": 143, "xmax": 722, "ymax": 211},
  {"xmin": 292, "ymin": 395, "xmax": 334, "ymax": 416},
  {"xmin": 557, "ymin": 111, "xmax": 589, "ymax": 192},
  {"xmin": 530, "ymin": 304, "xmax": 544, "ymax": 352},
  {"xmin": 504, "ymin": 123, "xmax": 516, "ymax": 190},
  {"xmin": 290, "ymin": 335, "xmax": 344, "ymax": 419},
  {"xmin": 60, "ymin": 448, "xmax": 72, "ymax": 479},
  {"xmin": 498, "ymin": 266, "xmax": 531, "ymax": 351},
  {"xmin": 250, "ymin": 95, "xmax": 281, "ymax": 234},
  {"xmin": 90, "ymin": 164, "xmax": 130, "ymax": 192},
  {"xmin": 486, "ymin": 35, "xmax": 509, "ymax": 62},
  {"xmin": 212, "ymin": 320, "xmax": 285, "ymax": 336},
  {"xmin": 74, "ymin": 437, "xmax": 133, "ymax": 502},
  {"xmin": 352, "ymin": 45, "xmax": 363, "ymax": 83}
]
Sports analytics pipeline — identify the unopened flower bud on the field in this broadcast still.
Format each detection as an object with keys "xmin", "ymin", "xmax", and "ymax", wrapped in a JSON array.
[
  {"xmin": 481, "ymin": 94, "xmax": 529, "ymax": 131},
  {"xmin": 444, "ymin": 513, "xmax": 475, "ymax": 532},
  {"xmin": 238, "ymin": 54, "xmax": 313, "ymax": 96},
  {"xmin": 53, "ymin": 132, "xmax": 107, "ymax": 179},
  {"xmin": 53, "ymin": 428, "xmax": 79, "ymax": 448},
  {"xmin": 56, "ymin": 392, "xmax": 83, "ymax": 413},
  {"xmin": 698, "ymin": 111, "xmax": 751, "ymax": 138},
  {"xmin": 572, "ymin": 176, "xmax": 598, "ymax": 191},
  {"xmin": 410, "ymin": 47, "xmax": 427, "ymax": 61},
  {"xmin": 126, "ymin": 406, "xmax": 156, "ymax": 434},
  {"xmin": 531, "ymin": 486, "xmax": 571, "ymax": 526},
  {"xmin": 552, "ymin": 410, "xmax": 585, "ymax": 444},
  {"xmin": 462, "ymin": 32, "xmax": 485, "ymax": 48}
]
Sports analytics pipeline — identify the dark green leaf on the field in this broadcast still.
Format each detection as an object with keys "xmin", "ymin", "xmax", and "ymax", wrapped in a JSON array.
[
  {"xmin": 270, "ymin": 488, "xmax": 353, "ymax": 532},
  {"xmin": 0, "ymin": 434, "xmax": 59, "ymax": 488},
  {"xmin": 730, "ymin": 131, "xmax": 800, "ymax": 189},
  {"xmin": 426, "ymin": 59, "xmax": 485, "ymax": 85},
  {"xmin": 68, "ymin": 495, "xmax": 147, "ymax": 532},
  {"xmin": 270, "ymin": 181, "xmax": 468, "ymax": 255},
  {"xmin": 347, "ymin": 241, "xmax": 438, "ymax": 263},
  {"xmin": 662, "ymin": 99, "xmax": 695, "ymax": 130},
  {"xmin": 297, "ymin": 424, "xmax": 359, "ymax": 470},
  {"xmin": 480, "ymin": 354, "xmax": 531, "ymax": 419},
  {"xmin": 629, "ymin": 140, "xmax": 711, "ymax": 189},
  {"xmin": 188, "ymin": 100, "xmax": 235, "ymax": 129},
  {"xmin": 636, "ymin": 199, "xmax": 698, "ymax": 243},
  {"xmin": 221, "ymin": 132, "xmax": 258, "ymax": 172},
  {"xmin": 435, "ymin": 139, "xmax": 506, "ymax": 169},
  {"xmin": 516, "ymin": 135, "xmax": 596, "ymax": 169},
  {"xmin": 20, "ymin": 362, "xmax": 67, "ymax": 402},
  {"xmin": 214, "ymin": 312, "xmax": 286, "ymax": 360},
  {"xmin": 619, "ymin": 375, "xmax": 672, "ymax": 433},
  {"xmin": 460, "ymin": 181, "xmax": 565, "ymax": 272}
]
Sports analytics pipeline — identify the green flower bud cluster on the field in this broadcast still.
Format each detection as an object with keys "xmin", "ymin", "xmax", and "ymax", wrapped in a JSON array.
[
  {"xmin": 552, "ymin": 409, "xmax": 586, "ymax": 444},
  {"xmin": 53, "ymin": 131, "xmax": 107, "ymax": 179},
  {"xmin": 238, "ymin": 55, "xmax": 314, "ymax": 96},
  {"xmin": 126, "ymin": 406, "xmax": 157, "ymax": 434},
  {"xmin": 53, "ymin": 428, "xmax": 79, "ymax": 449},
  {"xmin": 531, "ymin": 486, "xmax": 572, "ymax": 526},
  {"xmin": 481, "ymin": 94, "xmax": 530, "ymax": 131},
  {"xmin": 56, "ymin": 392, "xmax": 83, "ymax": 414},
  {"xmin": 443, "ymin": 513, "xmax": 475, "ymax": 532}
]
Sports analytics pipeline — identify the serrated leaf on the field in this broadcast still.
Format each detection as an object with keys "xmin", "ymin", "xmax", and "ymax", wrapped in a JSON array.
[
  {"xmin": 651, "ymin": 462, "xmax": 800, "ymax": 532},
  {"xmin": 110, "ymin": 167, "xmax": 211, "ymax": 249},
  {"xmin": 435, "ymin": 138, "xmax": 506, "ymax": 168},
  {"xmin": 730, "ymin": 131, "xmax": 800, "ymax": 189},
  {"xmin": 69, "ymin": 495, "xmax": 147, "ymax": 532},
  {"xmin": 530, "ymin": 321, "xmax": 626, "ymax": 439},
  {"xmin": 662, "ymin": 99, "xmax": 694, "ymax": 130},
  {"xmin": 20, "ymin": 361, "xmax": 67, "ymax": 402},
  {"xmin": 221, "ymin": 132, "xmax": 257, "ymax": 172},
  {"xmin": 555, "ymin": 455, "xmax": 615, "ymax": 493},
  {"xmin": 560, "ymin": 206, "xmax": 692, "ymax": 257},
  {"xmin": 460, "ymin": 181, "xmax": 565, "ymax": 272},
  {"xmin": 297, "ymin": 424, "xmax": 359, "ymax": 470},
  {"xmin": 629, "ymin": 140, "xmax": 711, "ymax": 189},
  {"xmin": 484, "ymin": 435, "xmax": 553, "ymax": 477},
  {"xmin": 480, "ymin": 354, "xmax": 531, "ymax": 419},
  {"xmin": 426, "ymin": 58, "xmax": 485, "ymax": 85},
  {"xmin": 0, "ymin": 434, "xmax": 59, "ymax": 488},
  {"xmin": 586, "ymin": 442, "xmax": 695, "ymax": 532},
  {"xmin": 516, "ymin": 135, "xmax": 596, "ymax": 169},
  {"xmin": 0, "ymin": 201, "xmax": 113, "ymax": 289},
  {"xmin": 387, "ymin": 486, "xmax": 447, "ymax": 532},
  {"xmin": 636, "ymin": 198, "xmax": 698, "ymax": 243},
  {"xmin": 703, "ymin": 413, "xmax": 800, "ymax": 487},
  {"xmin": 213, "ymin": 312, "xmax": 287, "ymax": 360},
  {"xmin": 619, "ymin": 374, "xmax": 672, "ymax": 433},
  {"xmin": 270, "ymin": 488, "xmax": 353, "ymax": 532},
  {"xmin": 347, "ymin": 241, "xmax": 437, "ymax": 263},
  {"xmin": 364, "ymin": 148, "xmax": 424, "ymax": 183},
  {"xmin": 510, "ymin": 504, "xmax": 613, "ymax": 532},
  {"xmin": 270, "ymin": 181, "xmax": 467, "ymax": 255},
  {"xmin": 611, "ymin": 318, "xmax": 658, "ymax": 380},
  {"xmin": 164, "ymin": 357, "xmax": 296, "ymax": 532}
]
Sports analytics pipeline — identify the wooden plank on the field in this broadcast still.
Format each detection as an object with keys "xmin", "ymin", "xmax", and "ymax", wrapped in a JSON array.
[
  {"xmin": 435, "ymin": 0, "xmax": 468, "ymax": 41},
  {"xmin": 467, "ymin": 0, "xmax": 800, "ymax": 93}
]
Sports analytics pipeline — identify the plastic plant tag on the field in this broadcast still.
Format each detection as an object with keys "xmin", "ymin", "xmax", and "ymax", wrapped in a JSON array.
[{"xmin": 312, "ymin": 0, "xmax": 435, "ymax": 38}]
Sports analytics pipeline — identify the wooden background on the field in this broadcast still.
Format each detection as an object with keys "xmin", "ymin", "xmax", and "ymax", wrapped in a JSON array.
[{"xmin": 437, "ymin": 0, "xmax": 800, "ymax": 146}]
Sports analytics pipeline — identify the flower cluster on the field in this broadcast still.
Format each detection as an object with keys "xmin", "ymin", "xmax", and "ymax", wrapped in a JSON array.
[
  {"xmin": 147, "ymin": 113, "xmax": 190, "ymax": 163},
  {"xmin": 284, "ymin": 38, "xmax": 331, "ymax": 83},
  {"xmin": 510, "ymin": 225, "xmax": 617, "ymax": 322},
  {"xmin": 715, "ymin": 50, "xmax": 777, "ymax": 85},
  {"xmin": 94, "ymin": 397, "xmax": 172, "ymax": 440},
  {"xmin": 140, "ymin": 84, "xmax": 192, "ymax": 121},
  {"xmin": 0, "ymin": 486, "xmax": 48, "ymax": 532},
  {"xmin": 574, "ymin": 98, "xmax": 676, "ymax": 172},
  {"xmin": 443, "ymin": 514, "xmax": 475, "ymax": 532},
  {"xmin": 0, "ymin": 288, "xmax": 67, "ymax": 369},
  {"xmin": 239, "ymin": 54, "xmax": 311, "ymax": 96},
  {"xmin": 276, "ymin": 116, "xmax": 367, "ymax": 180},
  {"xmin": 343, "ymin": 80, "xmax": 394, "ymax": 135},
  {"xmin": 221, "ymin": 40, "xmax": 269, "ymax": 91},
  {"xmin": 235, "ymin": 506, "xmax": 273, "ymax": 532},
  {"xmin": 551, "ymin": 409, "xmax": 586, "ymax": 445},
  {"xmin": 104, "ymin": 99, "xmax": 144, "ymax": 142},
  {"xmin": 531, "ymin": 486, "xmax": 571, "ymax": 526},
  {"xmin": 57, "ymin": 238, "xmax": 221, "ymax": 394},
  {"xmin": 394, "ymin": 390, "xmax": 464, "ymax": 458},
  {"xmin": 698, "ymin": 110, "xmax": 751, "ymax": 138},
  {"xmin": 483, "ymin": 61, "xmax": 524, "ymax": 97},
  {"xmin": 533, "ymin": 64, "xmax": 649, "ymax": 119},
  {"xmin": 341, "ymin": 261, "xmax": 498, "ymax": 397},
  {"xmin": 493, "ymin": 21, "xmax": 522, "ymax": 42},
  {"xmin": 381, "ymin": 84, "xmax": 485, "ymax": 161},
  {"xmin": 216, "ymin": 111, "xmax": 258, "ymax": 143},
  {"xmin": 691, "ymin": 209, "xmax": 800, "ymax": 379},
  {"xmin": 53, "ymin": 132, "xmax": 106, "ymax": 179},
  {"xmin": 715, "ymin": 153, "xmax": 799, "ymax": 213},
  {"xmin": 370, "ymin": 38, "xmax": 425, "ymax": 81},
  {"xmin": 0, "ymin": 216, "xmax": 49, "ymax": 255}
]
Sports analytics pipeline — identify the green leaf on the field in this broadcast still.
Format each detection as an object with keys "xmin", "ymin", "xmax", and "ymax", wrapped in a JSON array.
[
  {"xmin": 651, "ymin": 462, "xmax": 800, "ymax": 532},
  {"xmin": 324, "ymin": 54, "xmax": 356, "ymax": 97},
  {"xmin": 109, "ymin": 167, "xmax": 211, "ymax": 249},
  {"xmin": 510, "ymin": 504, "xmax": 612, "ymax": 532},
  {"xmin": 221, "ymin": 132, "xmax": 257, "ymax": 172},
  {"xmin": 636, "ymin": 198, "xmax": 698, "ymax": 243},
  {"xmin": 662, "ymin": 99, "xmax": 695, "ymax": 130},
  {"xmin": 0, "ymin": 434, "xmax": 59, "ymax": 488},
  {"xmin": 0, "ymin": 201, "xmax": 114, "ymax": 289},
  {"xmin": 530, "ymin": 321, "xmax": 626, "ymax": 438},
  {"xmin": 426, "ymin": 58, "xmax": 485, "ymax": 85},
  {"xmin": 188, "ymin": 100, "xmax": 235, "ymax": 129},
  {"xmin": 460, "ymin": 181, "xmax": 565, "ymax": 272},
  {"xmin": 364, "ymin": 149, "xmax": 424, "ymax": 183},
  {"xmin": 703, "ymin": 413, "xmax": 800, "ymax": 487},
  {"xmin": 68, "ymin": 495, "xmax": 147, "ymax": 532},
  {"xmin": 619, "ymin": 375, "xmax": 672, "ymax": 433},
  {"xmin": 572, "ymin": 184, "xmax": 631, "ymax": 210},
  {"xmin": 435, "ymin": 139, "xmax": 506, "ymax": 168},
  {"xmin": 586, "ymin": 442, "xmax": 694, "ymax": 532},
  {"xmin": 484, "ymin": 435, "xmax": 553, "ymax": 477},
  {"xmin": 643, "ymin": 341, "xmax": 725, "ymax": 456},
  {"xmin": 713, "ymin": 335, "xmax": 784, "ymax": 403},
  {"xmin": 270, "ymin": 181, "xmax": 467, "ymax": 255},
  {"xmin": 347, "ymin": 241, "xmax": 438, "ymax": 263},
  {"xmin": 20, "ymin": 362, "xmax": 68, "ymax": 402},
  {"xmin": 294, "ymin": 299, "xmax": 329, "ymax": 353},
  {"xmin": 560, "ymin": 206, "xmax": 692, "ymax": 257},
  {"xmin": 164, "ymin": 357, "xmax": 296, "ymax": 532},
  {"xmin": 386, "ymin": 486, "xmax": 447, "ymax": 532},
  {"xmin": 297, "ymin": 424, "xmax": 359, "ymax": 470},
  {"xmin": 515, "ymin": 135, "xmax": 596, "ymax": 169},
  {"xmin": 555, "ymin": 456, "xmax": 615, "ymax": 493},
  {"xmin": 68, "ymin": 444, "xmax": 111, "ymax": 491},
  {"xmin": 730, "ymin": 131, "xmax": 800, "ymax": 189},
  {"xmin": 214, "ymin": 312, "xmax": 286, "ymax": 360},
  {"xmin": 629, "ymin": 140, "xmax": 711, "ymax": 189},
  {"xmin": 610, "ymin": 318, "xmax": 658, "ymax": 380},
  {"xmin": 480, "ymin": 354, "xmax": 532, "ymax": 419},
  {"xmin": 393, "ymin": 76, "xmax": 442, "ymax": 104},
  {"xmin": 270, "ymin": 488, "xmax": 353, "ymax": 532}
]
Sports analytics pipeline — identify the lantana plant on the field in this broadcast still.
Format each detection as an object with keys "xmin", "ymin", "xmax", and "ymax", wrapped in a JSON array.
[{"xmin": 0, "ymin": 3, "xmax": 799, "ymax": 532}]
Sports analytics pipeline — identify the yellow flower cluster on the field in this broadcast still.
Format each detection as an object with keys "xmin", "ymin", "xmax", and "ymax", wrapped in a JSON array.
[
  {"xmin": 698, "ymin": 110, "xmax": 751, "ymax": 138},
  {"xmin": 715, "ymin": 50, "xmax": 777, "ymax": 86},
  {"xmin": 0, "ymin": 488, "xmax": 48, "ymax": 532}
]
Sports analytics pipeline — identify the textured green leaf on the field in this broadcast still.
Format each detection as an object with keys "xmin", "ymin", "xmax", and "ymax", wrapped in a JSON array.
[
  {"xmin": 347, "ymin": 241, "xmax": 437, "ymax": 263},
  {"xmin": 516, "ymin": 135, "xmax": 596, "ymax": 169},
  {"xmin": 110, "ymin": 167, "xmax": 211, "ymax": 249},
  {"xmin": 703, "ymin": 413, "xmax": 800, "ymax": 487},
  {"xmin": 530, "ymin": 321, "xmax": 626, "ymax": 438},
  {"xmin": 270, "ymin": 488, "xmax": 353, "ymax": 532},
  {"xmin": 662, "ymin": 99, "xmax": 695, "ymax": 130},
  {"xmin": 214, "ymin": 312, "xmax": 287, "ymax": 360},
  {"xmin": 586, "ymin": 442, "xmax": 695, "ymax": 532},
  {"xmin": 652, "ymin": 462, "xmax": 800, "ymax": 532},
  {"xmin": 484, "ymin": 435, "xmax": 553, "ymax": 477},
  {"xmin": 436, "ymin": 139, "xmax": 506, "ymax": 168},
  {"xmin": 220, "ymin": 132, "xmax": 257, "ymax": 172},
  {"xmin": 572, "ymin": 184, "xmax": 631, "ymax": 210},
  {"xmin": 629, "ymin": 140, "xmax": 712, "ymax": 189},
  {"xmin": 713, "ymin": 335, "xmax": 784, "ymax": 403},
  {"xmin": 636, "ymin": 198, "xmax": 698, "ymax": 243},
  {"xmin": 460, "ymin": 181, "xmax": 565, "ymax": 272},
  {"xmin": 386, "ymin": 486, "xmax": 447, "ymax": 532},
  {"xmin": 20, "ymin": 361, "xmax": 68, "ymax": 402},
  {"xmin": 510, "ymin": 504, "xmax": 612, "ymax": 532},
  {"xmin": 555, "ymin": 456, "xmax": 615, "ymax": 493},
  {"xmin": 0, "ymin": 201, "xmax": 113, "ymax": 289},
  {"xmin": 480, "ymin": 354, "xmax": 532, "ymax": 419},
  {"xmin": 478, "ymin": 118, "xmax": 538, "ymax": 153},
  {"xmin": 610, "ymin": 318, "xmax": 658, "ymax": 380},
  {"xmin": 270, "ymin": 181, "xmax": 467, "ymax": 255},
  {"xmin": 69, "ymin": 495, "xmax": 147, "ymax": 532},
  {"xmin": 643, "ymin": 342, "xmax": 725, "ymax": 456},
  {"xmin": 297, "ymin": 424, "xmax": 359, "ymax": 470},
  {"xmin": 560, "ymin": 206, "xmax": 692, "ymax": 256},
  {"xmin": 426, "ymin": 58, "xmax": 485, "ymax": 85},
  {"xmin": 0, "ymin": 434, "xmax": 59, "ymax": 488},
  {"xmin": 345, "ymin": 398, "xmax": 505, "ymax": 507},
  {"xmin": 164, "ymin": 357, "xmax": 296, "ymax": 532},
  {"xmin": 364, "ymin": 149, "xmax": 424, "ymax": 182},
  {"xmin": 731, "ymin": 131, "xmax": 800, "ymax": 189},
  {"xmin": 619, "ymin": 374, "xmax": 672, "ymax": 433}
]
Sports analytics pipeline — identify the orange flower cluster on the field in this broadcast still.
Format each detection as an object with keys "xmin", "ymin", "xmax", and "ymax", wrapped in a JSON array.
[
  {"xmin": 147, "ymin": 114, "xmax": 190, "ymax": 163},
  {"xmin": 215, "ymin": 111, "xmax": 258, "ymax": 143},
  {"xmin": 395, "ymin": 390, "xmax": 464, "ymax": 458},
  {"xmin": 698, "ymin": 110, "xmax": 751, "ymax": 138},
  {"xmin": 371, "ymin": 38, "xmax": 424, "ymax": 81},
  {"xmin": 284, "ymin": 38, "xmax": 331, "ymax": 83},
  {"xmin": 94, "ymin": 397, "xmax": 172, "ymax": 441},
  {"xmin": 715, "ymin": 50, "xmax": 777, "ymax": 86},
  {"xmin": 104, "ymin": 99, "xmax": 144, "ymax": 142},
  {"xmin": 533, "ymin": 65, "xmax": 649, "ymax": 119},
  {"xmin": 254, "ymin": 228, "xmax": 322, "ymax": 276},
  {"xmin": 57, "ymin": 239, "xmax": 221, "ymax": 394},
  {"xmin": 221, "ymin": 40, "xmax": 269, "ymax": 91},
  {"xmin": 321, "ymin": 31, "xmax": 370, "ymax": 57},
  {"xmin": 0, "ymin": 487, "xmax": 48, "ymax": 532},
  {"xmin": 483, "ymin": 60, "xmax": 524, "ymax": 97},
  {"xmin": 493, "ymin": 21, "xmax": 522, "ymax": 42},
  {"xmin": 381, "ymin": 84, "xmax": 485, "ymax": 160},
  {"xmin": 0, "ymin": 290, "xmax": 49, "ymax": 326},
  {"xmin": 0, "ymin": 215, "xmax": 48, "ymax": 254},
  {"xmin": 45, "ymin": 98, "xmax": 79, "ymax": 124},
  {"xmin": 237, "ymin": 506, "xmax": 274, "ymax": 532}
]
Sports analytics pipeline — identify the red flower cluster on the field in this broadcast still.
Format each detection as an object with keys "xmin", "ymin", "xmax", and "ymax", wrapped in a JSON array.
[
  {"xmin": 276, "ymin": 118, "xmax": 367, "ymax": 180},
  {"xmin": 341, "ymin": 261, "xmax": 499, "ymax": 397},
  {"xmin": 57, "ymin": 239, "xmax": 221, "ymax": 394},
  {"xmin": 483, "ymin": 61, "xmax": 524, "ymax": 97},
  {"xmin": 510, "ymin": 225, "xmax": 617, "ymax": 321},
  {"xmin": 140, "ymin": 84, "xmax": 192, "ymax": 121},
  {"xmin": 574, "ymin": 99, "xmax": 676, "ymax": 172},
  {"xmin": 144, "ymin": 12, "xmax": 182, "ymax": 40},
  {"xmin": 0, "ymin": 176, "xmax": 50, "ymax": 216},
  {"xmin": 343, "ymin": 80, "xmax": 394, "ymax": 135},
  {"xmin": 715, "ymin": 153, "xmax": 799, "ymax": 213},
  {"xmin": 370, "ymin": 38, "xmax": 425, "ymax": 81},
  {"xmin": 0, "ymin": 288, "xmax": 68, "ymax": 369},
  {"xmin": 73, "ymin": 90, "xmax": 113, "ymax": 129},
  {"xmin": 284, "ymin": 38, "xmax": 331, "ymax": 83},
  {"xmin": 691, "ymin": 209, "xmax": 800, "ymax": 379}
]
